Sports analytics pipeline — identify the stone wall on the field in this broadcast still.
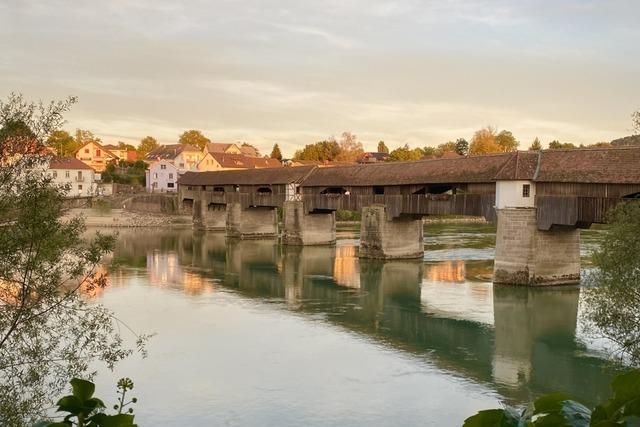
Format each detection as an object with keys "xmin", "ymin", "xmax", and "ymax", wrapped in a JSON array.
[
  {"xmin": 493, "ymin": 208, "xmax": 580, "ymax": 286},
  {"xmin": 226, "ymin": 203, "xmax": 278, "ymax": 238},
  {"xmin": 193, "ymin": 200, "xmax": 226, "ymax": 231},
  {"xmin": 123, "ymin": 194, "xmax": 179, "ymax": 214},
  {"xmin": 359, "ymin": 205, "xmax": 424, "ymax": 259},
  {"xmin": 282, "ymin": 201, "xmax": 336, "ymax": 245}
]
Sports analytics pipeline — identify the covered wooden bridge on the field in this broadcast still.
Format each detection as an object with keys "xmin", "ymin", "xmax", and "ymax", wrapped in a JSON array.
[{"xmin": 178, "ymin": 146, "xmax": 640, "ymax": 286}]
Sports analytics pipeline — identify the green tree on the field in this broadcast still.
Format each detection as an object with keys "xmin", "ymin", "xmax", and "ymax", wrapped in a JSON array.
[
  {"xmin": 548, "ymin": 140, "xmax": 577, "ymax": 149},
  {"xmin": 495, "ymin": 130, "xmax": 519, "ymax": 152},
  {"xmin": 270, "ymin": 143, "xmax": 283, "ymax": 161},
  {"xmin": 74, "ymin": 129, "xmax": 101, "ymax": 148},
  {"xmin": 137, "ymin": 136, "xmax": 158, "ymax": 157},
  {"xmin": 454, "ymin": 138, "xmax": 469, "ymax": 156},
  {"xmin": 377, "ymin": 141, "xmax": 389, "ymax": 153},
  {"xmin": 436, "ymin": 141, "xmax": 457, "ymax": 156},
  {"xmin": 118, "ymin": 141, "xmax": 136, "ymax": 151},
  {"xmin": 529, "ymin": 137, "xmax": 542, "ymax": 151},
  {"xmin": 293, "ymin": 140, "xmax": 341, "ymax": 161},
  {"xmin": 584, "ymin": 202, "xmax": 640, "ymax": 365},
  {"xmin": 240, "ymin": 142, "xmax": 260, "ymax": 157},
  {"xmin": 47, "ymin": 130, "xmax": 78, "ymax": 156},
  {"xmin": 335, "ymin": 131, "xmax": 364, "ymax": 162},
  {"xmin": 388, "ymin": 144, "xmax": 424, "ymax": 161},
  {"xmin": 0, "ymin": 94, "xmax": 147, "ymax": 425},
  {"xmin": 178, "ymin": 129, "xmax": 210, "ymax": 150},
  {"xmin": 469, "ymin": 127, "xmax": 500, "ymax": 155}
]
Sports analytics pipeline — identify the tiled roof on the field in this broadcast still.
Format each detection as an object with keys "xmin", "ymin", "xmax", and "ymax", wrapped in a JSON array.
[
  {"xmin": 205, "ymin": 143, "xmax": 236, "ymax": 153},
  {"xmin": 49, "ymin": 156, "xmax": 94, "ymax": 170},
  {"xmin": 209, "ymin": 153, "xmax": 282, "ymax": 169},
  {"xmin": 145, "ymin": 144, "xmax": 200, "ymax": 161},
  {"xmin": 179, "ymin": 165, "xmax": 315, "ymax": 186},
  {"xmin": 534, "ymin": 147, "xmax": 640, "ymax": 184},
  {"xmin": 302, "ymin": 153, "xmax": 513, "ymax": 186},
  {"xmin": 240, "ymin": 145, "xmax": 259, "ymax": 157}
]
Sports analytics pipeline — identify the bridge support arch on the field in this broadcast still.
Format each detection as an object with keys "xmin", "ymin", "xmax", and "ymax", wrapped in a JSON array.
[
  {"xmin": 226, "ymin": 202, "xmax": 278, "ymax": 239},
  {"xmin": 193, "ymin": 200, "xmax": 227, "ymax": 231},
  {"xmin": 282, "ymin": 201, "xmax": 336, "ymax": 246},
  {"xmin": 493, "ymin": 208, "xmax": 580, "ymax": 286},
  {"xmin": 359, "ymin": 205, "xmax": 424, "ymax": 259}
]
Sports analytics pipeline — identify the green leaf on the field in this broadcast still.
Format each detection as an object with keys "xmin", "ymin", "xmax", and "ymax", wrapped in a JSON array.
[
  {"xmin": 56, "ymin": 395, "xmax": 84, "ymax": 414},
  {"xmin": 532, "ymin": 393, "xmax": 573, "ymax": 415},
  {"xmin": 610, "ymin": 370, "xmax": 640, "ymax": 403},
  {"xmin": 89, "ymin": 413, "xmax": 136, "ymax": 427},
  {"xmin": 70, "ymin": 378, "xmax": 96, "ymax": 402},
  {"xmin": 462, "ymin": 408, "xmax": 521, "ymax": 427}
]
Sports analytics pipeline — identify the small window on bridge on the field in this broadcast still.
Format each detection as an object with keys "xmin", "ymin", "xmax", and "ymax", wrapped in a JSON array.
[
  {"xmin": 320, "ymin": 187, "xmax": 347, "ymax": 195},
  {"xmin": 522, "ymin": 184, "xmax": 531, "ymax": 198},
  {"xmin": 213, "ymin": 187, "xmax": 225, "ymax": 193},
  {"xmin": 257, "ymin": 187, "xmax": 272, "ymax": 194},
  {"xmin": 623, "ymin": 192, "xmax": 640, "ymax": 199},
  {"xmin": 412, "ymin": 187, "xmax": 426, "ymax": 195},
  {"xmin": 427, "ymin": 185, "xmax": 454, "ymax": 195},
  {"xmin": 373, "ymin": 186, "xmax": 384, "ymax": 195},
  {"xmin": 234, "ymin": 185, "xmax": 240, "ymax": 192}
]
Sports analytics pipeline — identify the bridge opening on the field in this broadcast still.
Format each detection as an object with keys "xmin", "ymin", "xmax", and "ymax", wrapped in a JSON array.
[
  {"xmin": 182, "ymin": 198, "xmax": 194, "ymax": 211},
  {"xmin": 257, "ymin": 187, "xmax": 273, "ymax": 194},
  {"xmin": 321, "ymin": 187, "xmax": 347, "ymax": 195},
  {"xmin": 373, "ymin": 186, "xmax": 385, "ymax": 195},
  {"xmin": 623, "ymin": 191, "xmax": 640, "ymax": 199},
  {"xmin": 427, "ymin": 184, "xmax": 455, "ymax": 195}
]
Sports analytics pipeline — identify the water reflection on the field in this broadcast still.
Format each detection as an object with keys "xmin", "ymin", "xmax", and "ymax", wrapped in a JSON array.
[{"xmin": 103, "ymin": 228, "xmax": 619, "ymax": 409}]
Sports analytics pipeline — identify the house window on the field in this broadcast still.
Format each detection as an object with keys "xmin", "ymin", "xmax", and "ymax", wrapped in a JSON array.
[
  {"xmin": 77, "ymin": 171, "xmax": 82, "ymax": 180},
  {"xmin": 96, "ymin": 149, "xmax": 101, "ymax": 157},
  {"xmin": 160, "ymin": 164, "xmax": 167, "ymax": 170},
  {"xmin": 53, "ymin": 171, "xmax": 57, "ymax": 178},
  {"xmin": 169, "ymin": 173, "xmax": 173, "ymax": 179},
  {"xmin": 167, "ymin": 183, "xmax": 175, "ymax": 188},
  {"xmin": 65, "ymin": 171, "xmax": 70, "ymax": 178},
  {"xmin": 154, "ymin": 173, "xmax": 158, "ymax": 179},
  {"xmin": 84, "ymin": 148, "xmax": 89, "ymax": 153},
  {"xmin": 78, "ymin": 185, "xmax": 83, "ymax": 190},
  {"xmin": 179, "ymin": 163, "xmax": 185, "ymax": 168},
  {"xmin": 522, "ymin": 184, "xmax": 531, "ymax": 198}
]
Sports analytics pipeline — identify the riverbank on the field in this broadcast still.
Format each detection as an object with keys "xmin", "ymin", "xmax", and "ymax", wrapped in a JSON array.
[{"xmin": 64, "ymin": 208, "xmax": 192, "ymax": 228}]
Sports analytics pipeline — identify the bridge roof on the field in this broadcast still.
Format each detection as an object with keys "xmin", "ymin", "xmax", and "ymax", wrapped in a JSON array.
[
  {"xmin": 178, "ymin": 165, "xmax": 315, "ymax": 186},
  {"xmin": 534, "ymin": 147, "xmax": 640, "ymax": 184},
  {"xmin": 301, "ymin": 153, "xmax": 513, "ymax": 187}
]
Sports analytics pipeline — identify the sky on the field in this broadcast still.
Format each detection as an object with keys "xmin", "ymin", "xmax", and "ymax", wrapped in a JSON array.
[{"xmin": 1, "ymin": 0, "xmax": 639, "ymax": 156}]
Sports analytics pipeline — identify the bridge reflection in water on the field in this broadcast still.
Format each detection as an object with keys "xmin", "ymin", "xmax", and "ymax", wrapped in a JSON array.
[{"xmin": 107, "ymin": 228, "xmax": 618, "ymax": 408}]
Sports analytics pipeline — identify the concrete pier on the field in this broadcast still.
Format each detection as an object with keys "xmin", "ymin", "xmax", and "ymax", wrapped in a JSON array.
[
  {"xmin": 493, "ymin": 208, "xmax": 580, "ymax": 286},
  {"xmin": 282, "ymin": 201, "xmax": 336, "ymax": 246},
  {"xmin": 226, "ymin": 203, "xmax": 278, "ymax": 239},
  {"xmin": 359, "ymin": 205, "xmax": 424, "ymax": 259},
  {"xmin": 193, "ymin": 200, "xmax": 226, "ymax": 231}
]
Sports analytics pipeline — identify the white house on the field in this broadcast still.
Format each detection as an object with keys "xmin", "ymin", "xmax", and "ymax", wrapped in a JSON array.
[
  {"xmin": 145, "ymin": 159, "xmax": 179, "ymax": 192},
  {"xmin": 47, "ymin": 157, "xmax": 99, "ymax": 197}
]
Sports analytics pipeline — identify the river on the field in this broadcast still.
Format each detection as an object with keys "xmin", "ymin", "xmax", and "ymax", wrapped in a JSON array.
[{"xmin": 88, "ymin": 223, "xmax": 619, "ymax": 426}]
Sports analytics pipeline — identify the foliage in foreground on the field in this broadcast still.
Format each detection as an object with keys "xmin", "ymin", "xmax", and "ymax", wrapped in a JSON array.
[
  {"xmin": 35, "ymin": 378, "xmax": 137, "ymax": 427},
  {"xmin": 583, "ymin": 201, "xmax": 640, "ymax": 365},
  {"xmin": 464, "ymin": 369, "xmax": 640, "ymax": 426},
  {"xmin": 0, "ymin": 93, "xmax": 148, "ymax": 426}
]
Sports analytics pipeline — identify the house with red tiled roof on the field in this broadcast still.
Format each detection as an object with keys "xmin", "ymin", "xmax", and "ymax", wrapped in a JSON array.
[
  {"xmin": 102, "ymin": 144, "xmax": 138, "ymax": 162},
  {"xmin": 197, "ymin": 152, "xmax": 282, "ymax": 171},
  {"xmin": 75, "ymin": 141, "xmax": 118, "ymax": 172},
  {"xmin": 47, "ymin": 157, "xmax": 100, "ymax": 197},
  {"xmin": 144, "ymin": 144, "xmax": 204, "ymax": 192},
  {"xmin": 204, "ymin": 142, "xmax": 243, "ymax": 155}
]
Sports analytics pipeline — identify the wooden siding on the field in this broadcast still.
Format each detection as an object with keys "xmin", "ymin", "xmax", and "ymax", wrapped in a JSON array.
[
  {"xmin": 536, "ymin": 195, "xmax": 624, "ymax": 230},
  {"xmin": 535, "ymin": 182, "xmax": 640, "ymax": 198}
]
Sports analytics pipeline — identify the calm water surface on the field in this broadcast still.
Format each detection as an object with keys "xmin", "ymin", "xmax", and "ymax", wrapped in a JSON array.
[{"xmin": 89, "ymin": 223, "xmax": 619, "ymax": 426}]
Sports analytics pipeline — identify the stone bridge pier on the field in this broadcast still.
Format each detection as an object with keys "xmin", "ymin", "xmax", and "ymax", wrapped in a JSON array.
[
  {"xmin": 359, "ymin": 205, "xmax": 424, "ymax": 259},
  {"xmin": 226, "ymin": 202, "xmax": 278, "ymax": 239},
  {"xmin": 282, "ymin": 201, "xmax": 336, "ymax": 246},
  {"xmin": 493, "ymin": 208, "xmax": 581, "ymax": 286},
  {"xmin": 193, "ymin": 200, "xmax": 226, "ymax": 231}
]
